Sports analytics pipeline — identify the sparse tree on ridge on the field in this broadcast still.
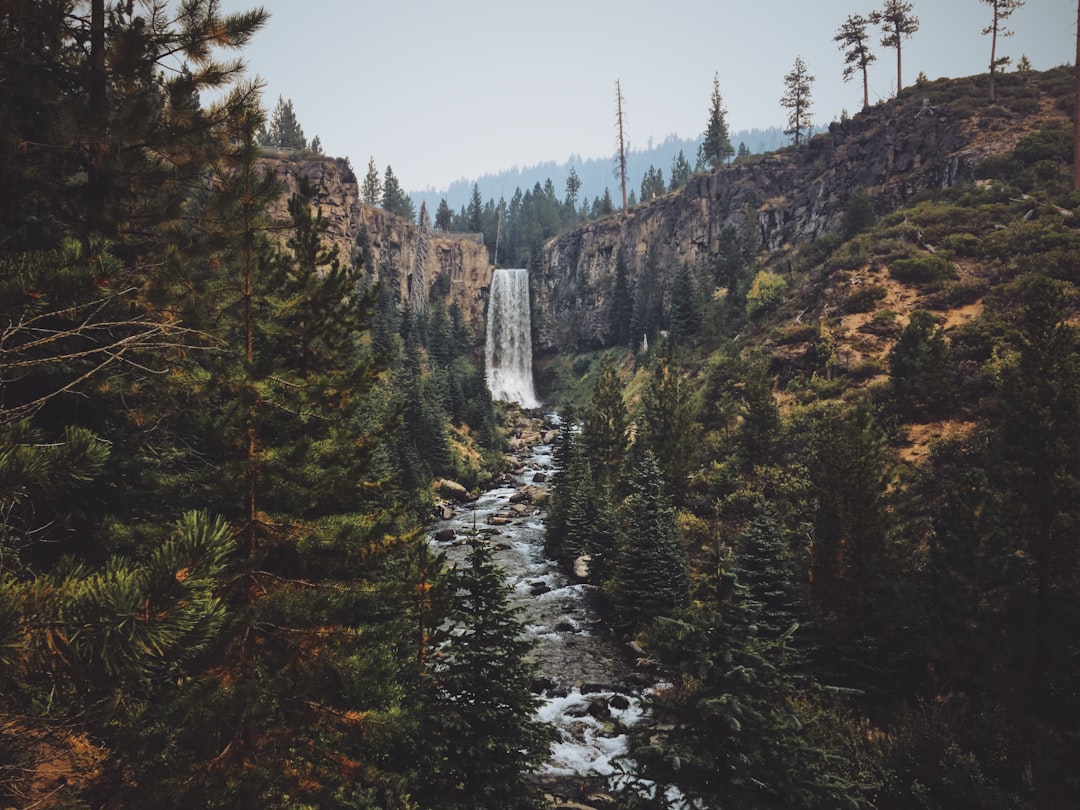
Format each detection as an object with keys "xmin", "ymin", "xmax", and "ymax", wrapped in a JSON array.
[
  {"xmin": 670, "ymin": 149, "xmax": 692, "ymax": 190},
  {"xmin": 870, "ymin": 0, "xmax": 919, "ymax": 93},
  {"xmin": 381, "ymin": 165, "xmax": 415, "ymax": 220},
  {"xmin": 361, "ymin": 157, "xmax": 382, "ymax": 205},
  {"xmin": 780, "ymin": 56, "xmax": 815, "ymax": 147},
  {"xmin": 981, "ymin": 0, "xmax": 1025, "ymax": 102},
  {"xmin": 615, "ymin": 79, "xmax": 629, "ymax": 212},
  {"xmin": 260, "ymin": 95, "xmax": 307, "ymax": 150},
  {"xmin": 435, "ymin": 197, "xmax": 453, "ymax": 230},
  {"xmin": 835, "ymin": 14, "xmax": 877, "ymax": 111},
  {"xmin": 565, "ymin": 165, "xmax": 582, "ymax": 215},
  {"xmin": 700, "ymin": 72, "xmax": 734, "ymax": 169}
]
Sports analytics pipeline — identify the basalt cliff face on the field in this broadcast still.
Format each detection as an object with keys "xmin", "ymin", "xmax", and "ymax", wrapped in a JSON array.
[
  {"xmin": 260, "ymin": 153, "xmax": 493, "ymax": 341},
  {"xmin": 534, "ymin": 87, "xmax": 1058, "ymax": 352}
]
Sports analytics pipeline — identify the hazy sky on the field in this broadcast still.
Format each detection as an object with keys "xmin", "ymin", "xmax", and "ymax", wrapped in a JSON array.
[{"xmin": 216, "ymin": 0, "xmax": 1075, "ymax": 193}]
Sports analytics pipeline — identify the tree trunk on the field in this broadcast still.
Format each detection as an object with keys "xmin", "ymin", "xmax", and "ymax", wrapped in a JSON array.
[
  {"xmin": 896, "ymin": 36, "xmax": 903, "ymax": 92},
  {"xmin": 862, "ymin": 64, "xmax": 870, "ymax": 111},
  {"xmin": 1074, "ymin": 0, "xmax": 1080, "ymax": 189},
  {"xmin": 88, "ymin": 0, "xmax": 107, "ymax": 233},
  {"xmin": 989, "ymin": 6, "xmax": 999, "ymax": 103}
]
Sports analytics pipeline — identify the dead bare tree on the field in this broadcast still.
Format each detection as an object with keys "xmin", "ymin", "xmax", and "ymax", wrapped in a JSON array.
[{"xmin": 615, "ymin": 80, "xmax": 628, "ymax": 213}]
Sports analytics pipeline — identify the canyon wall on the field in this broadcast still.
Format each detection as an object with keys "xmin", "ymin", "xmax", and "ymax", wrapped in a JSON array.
[
  {"xmin": 261, "ymin": 153, "xmax": 493, "ymax": 342},
  {"xmin": 534, "ymin": 91, "xmax": 1045, "ymax": 352}
]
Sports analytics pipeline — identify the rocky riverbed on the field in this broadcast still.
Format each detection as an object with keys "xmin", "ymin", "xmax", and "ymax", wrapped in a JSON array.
[{"xmin": 429, "ymin": 411, "xmax": 652, "ymax": 809}]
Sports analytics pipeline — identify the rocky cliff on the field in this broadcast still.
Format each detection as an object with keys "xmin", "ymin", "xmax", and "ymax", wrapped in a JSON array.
[
  {"xmin": 260, "ymin": 153, "xmax": 493, "ymax": 343},
  {"xmin": 534, "ymin": 82, "xmax": 1061, "ymax": 352}
]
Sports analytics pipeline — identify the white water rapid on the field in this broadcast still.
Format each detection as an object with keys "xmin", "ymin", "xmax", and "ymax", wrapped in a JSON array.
[
  {"xmin": 430, "ymin": 421, "xmax": 647, "ymax": 807},
  {"xmin": 485, "ymin": 267, "xmax": 540, "ymax": 409}
]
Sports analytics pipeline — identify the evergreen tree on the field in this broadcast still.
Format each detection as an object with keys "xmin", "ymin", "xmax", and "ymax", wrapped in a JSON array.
[
  {"xmin": 701, "ymin": 72, "xmax": 735, "ymax": 169},
  {"xmin": 669, "ymin": 149, "xmax": 692, "ymax": 190},
  {"xmin": 835, "ymin": 14, "xmax": 877, "ymax": 111},
  {"xmin": 669, "ymin": 263, "xmax": 702, "ymax": 342},
  {"xmin": 361, "ymin": 156, "xmax": 382, "ymax": 205},
  {"xmin": 0, "ymin": 0, "xmax": 269, "ymax": 252},
  {"xmin": 781, "ymin": 56, "xmax": 815, "ymax": 146},
  {"xmin": 887, "ymin": 309, "xmax": 951, "ymax": 417},
  {"xmin": 259, "ymin": 95, "xmax": 307, "ymax": 149},
  {"xmin": 435, "ymin": 197, "xmax": 453, "ymax": 230},
  {"xmin": 990, "ymin": 273, "xmax": 1080, "ymax": 624},
  {"xmin": 468, "ymin": 183, "xmax": 484, "ymax": 233},
  {"xmin": 583, "ymin": 354, "xmax": 630, "ymax": 486},
  {"xmin": 636, "ymin": 346, "xmax": 698, "ymax": 505},
  {"xmin": 416, "ymin": 535, "xmax": 553, "ymax": 810},
  {"xmin": 609, "ymin": 451, "xmax": 689, "ymax": 626},
  {"xmin": 805, "ymin": 398, "xmax": 893, "ymax": 625},
  {"xmin": 870, "ymin": 0, "xmax": 920, "ymax": 92},
  {"xmin": 565, "ymin": 165, "xmax": 582, "ymax": 217},
  {"xmin": 737, "ymin": 353, "xmax": 783, "ymax": 467},
  {"xmin": 981, "ymin": 0, "xmax": 1025, "ymax": 102},
  {"xmin": 623, "ymin": 570, "xmax": 859, "ymax": 809},
  {"xmin": 382, "ymin": 165, "xmax": 415, "ymax": 220}
]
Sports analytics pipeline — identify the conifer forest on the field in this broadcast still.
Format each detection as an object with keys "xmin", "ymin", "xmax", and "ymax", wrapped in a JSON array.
[{"xmin": 3, "ymin": 1, "xmax": 1080, "ymax": 808}]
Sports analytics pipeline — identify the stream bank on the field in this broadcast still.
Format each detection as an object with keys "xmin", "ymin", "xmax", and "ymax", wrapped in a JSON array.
[{"xmin": 430, "ymin": 410, "xmax": 650, "ymax": 809}]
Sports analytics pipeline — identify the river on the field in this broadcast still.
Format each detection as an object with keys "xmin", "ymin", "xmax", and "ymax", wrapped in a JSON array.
[{"xmin": 430, "ymin": 415, "xmax": 646, "ymax": 807}]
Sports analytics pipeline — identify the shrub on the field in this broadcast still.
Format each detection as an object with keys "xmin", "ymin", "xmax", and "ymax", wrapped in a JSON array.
[
  {"xmin": 843, "ymin": 283, "xmax": 888, "ymax": 313},
  {"xmin": 1014, "ymin": 121, "xmax": 1071, "ymax": 165},
  {"xmin": 888, "ymin": 254, "xmax": 956, "ymax": 284},
  {"xmin": 923, "ymin": 279, "xmax": 987, "ymax": 310},
  {"xmin": 746, "ymin": 270, "xmax": 788, "ymax": 318}
]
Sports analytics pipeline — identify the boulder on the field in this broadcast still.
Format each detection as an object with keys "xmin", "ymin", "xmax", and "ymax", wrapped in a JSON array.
[
  {"xmin": 435, "ymin": 479, "xmax": 469, "ymax": 502},
  {"xmin": 433, "ymin": 528, "xmax": 456, "ymax": 543},
  {"xmin": 532, "ymin": 470, "xmax": 548, "ymax": 483},
  {"xmin": 572, "ymin": 554, "xmax": 591, "ymax": 581}
]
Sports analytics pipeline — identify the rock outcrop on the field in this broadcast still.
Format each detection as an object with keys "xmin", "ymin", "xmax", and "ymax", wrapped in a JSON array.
[
  {"xmin": 260, "ymin": 153, "xmax": 493, "ymax": 342},
  {"xmin": 534, "ymin": 91, "xmax": 1056, "ymax": 351}
]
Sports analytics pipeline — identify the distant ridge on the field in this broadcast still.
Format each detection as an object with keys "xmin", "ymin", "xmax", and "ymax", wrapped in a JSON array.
[{"xmin": 410, "ymin": 127, "xmax": 792, "ymax": 213}]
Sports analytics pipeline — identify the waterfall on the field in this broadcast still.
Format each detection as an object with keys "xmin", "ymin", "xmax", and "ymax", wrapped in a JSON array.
[{"xmin": 486, "ymin": 268, "xmax": 540, "ymax": 409}]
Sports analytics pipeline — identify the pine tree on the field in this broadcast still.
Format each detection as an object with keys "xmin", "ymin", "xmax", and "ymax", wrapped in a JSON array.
[
  {"xmin": 781, "ymin": 56, "xmax": 815, "ymax": 146},
  {"xmin": 259, "ymin": 95, "xmax": 307, "ymax": 149},
  {"xmin": 623, "ymin": 569, "xmax": 858, "ymax": 809},
  {"xmin": 701, "ymin": 72, "xmax": 734, "ymax": 169},
  {"xmin": 435, "ymin": 197, "xmax": 453, "ymax": 230},
  {"xmin": 609, "ymin": 450, "xmax": 689, "ymax": 626},
  {"xmin": 361, "ymin": 157, "xmax": 383, "ymax": 204},
  {"xmin": 583, "ymin": 354, "xmax": 629, "ymax": 486},
  {"xmin": 981, "ymin": 0, "xmax": 1025, "ymax": 102},
  {"xmin": 382, "ymin": 165, "xmax": 415, "ymax": 220},
  {"xmin": 0, "ymin": 0, "xmax": 269, "ymax": 252},
  {"xmin": 669, "ymin": 149, "xmax": 693, "ymax": 190},
  {"xmin": 887, "ymin": 309, "xmax": 951, "ymax": 418},
  {"xmin": 870, "ymin": 0, "xmax": 919, "ymax": 93},
  {"xmin": 636, "ymin": 346, "xmax": 697, "ymax": 505},
  {"xmin": 416, "ymin": 535, "xmax": 553, "ymax": 810},
  {"xmin": 835, "ymin": 14, "xmax": 877, "ymax": 111}
]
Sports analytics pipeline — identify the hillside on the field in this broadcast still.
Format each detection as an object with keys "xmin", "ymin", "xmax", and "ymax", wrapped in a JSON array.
[
  {"xmin": 532, "ymin": 67, "xmax": 1073, "ymax": 354},
  {"xmin": 536, "ymin": 65, "xmax": 1080, "ymax": 809}
]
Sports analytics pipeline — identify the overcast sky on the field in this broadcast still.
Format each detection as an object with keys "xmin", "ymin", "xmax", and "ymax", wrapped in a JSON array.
[{"xmin": 216, "ymin": 0, "xmax": 1075, "ymax": 193}]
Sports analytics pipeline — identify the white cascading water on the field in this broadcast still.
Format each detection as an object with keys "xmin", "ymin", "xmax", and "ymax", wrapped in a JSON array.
[{"xmin": 485, "ymin": 268, "xmax": 540, "ymax": 408}]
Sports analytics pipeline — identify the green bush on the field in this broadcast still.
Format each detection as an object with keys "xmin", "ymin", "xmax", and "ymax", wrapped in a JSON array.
[
  {"xmin": 888, "ymin": 254, "xmax": 957, "ymax": 284},
  {"xmin": 923, "ymin": 279, "xmax": 987, "ymax": 310},
  {"xmin": 1014, "ymin": 121, "xmax": 1071, "ymax": 165},
  {"xmin": 843, "ymin": 283, "xmax": 888, "ymax": 313},
  {"xmin": 1007, "ymin": 96, "xmax": 1040, "ymax": 115}
]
